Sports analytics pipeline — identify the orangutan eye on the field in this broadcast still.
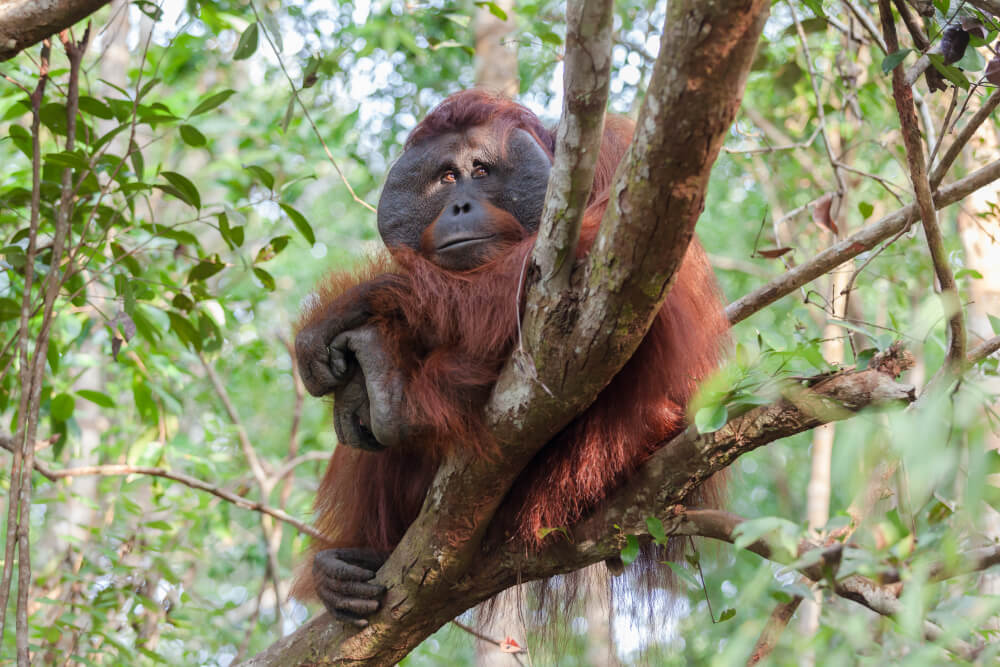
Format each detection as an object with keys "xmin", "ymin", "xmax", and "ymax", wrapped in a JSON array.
[
  {"xmin": 471, "ymin": 163, "xmax": 488, "ymax": 179},
  {"xmin": 441, "ymin": 170, "xmax": 457, "ymax": 184}
]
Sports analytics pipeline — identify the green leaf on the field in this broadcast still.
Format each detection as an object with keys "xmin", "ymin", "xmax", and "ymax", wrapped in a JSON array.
[
  {"xmin": 78, "ymin": 95, "xmax": 114, "ymax": 119},
  {"xmin": 955, "ymin": 268, "xmax": 983, "ymax": 280},
  {"xmin": 111, "ymin": 242, "xmax": 142, "ymax": 276},
  {"xmin": 244, "ymin": 164, "xmax": 274, "ymax": 189},
  {"xmin": 928, "ymin": 54, "xmax": 970, "ymax": 89},
  {"xmin": 234, "ymin": 22, "xmax": 259, "ymax": 60},
  {"xmin": 475, "ymin": 1, "xmax": 509, "ymax": 20},
  {"xmin": 160, "ymin": 171, "xmax": 201, "ymax": 209},
  {"xmin": 857, "ymin": 201, "xmax": 874, "ymax": 219},
  {"xmin": 129, "ymin": 139, "xmax": 144, "ymax": 179},
  {"xmin": 172, "ymin": 293, "xmax": 194, "ymax": 311},
  {"xmin": 2, "ymin": 246, "xmax": 26, "ymax": 270},
  {"xmin": 695, "ymin": 404, "xmax": 728, "ymax": 434},
  {"xmin": 956, "ymin": 44, "xmax": 985, "ymax": 71},
  {"xmin": 732, "ymin": 517, "xmax": 801, "ymax": 561},
  {"xmin": 51, "ymin": 393, "xmax": 75, "ymax": 421},
  {"xmin": 620, "ymin": 534, "xmax": 640, "ymax": 566},
  {"xmin": 535, "ymin": 526, "xmax": 569, "ymax": 541},
  {"xmin": 190, "ymin": 89, "xmax": 236, "ymax": 116},
  {"xmin": 881, "ymin": 48, "xmax": 912, "ymax": 73},
  {"xmin": 217, "ymin": 212, "xmax": 244, "ymax": 249},
  {"xmin": 989, "ymin": 314, "xmax": 1000, "ymax": 335},
  {"xmin": 537, "ymin": 28, "xmax": 563, "ymax": 46},
  {"xmin": 718, "ymin": 608, "xmax": 736, "ymax": 622},
  {"xmin": 758, "ymin": 328, "xmax": 785, "ymax": 352},
  {"xmin": 0, "ymin": 297, "xmax": 20, "ymax": 321},
  {"xmin": 279, "ymin": 203, "xmax": 315, "ymax": 245},
  {"xmin": 45, "ymin": 150, "xmax": 89, "ymax": 171},
  {"xmin": 801, "ymin": 0, "xmax": 825, "ymax": 18},
  {"xmin": 254, "ymin": 236, "xmax": 290, "ymax": 263},
  {"xmin": 47, "ymin": 339, "xmax": 60, "ymax": 373},
  {"xmin": 646, "ymin": 516, "xmax": 667, "ymax": 544},
  {"xmin": 664, "ymin": 561, "xmax": 701, "ymax": 589},
  {"xmin": 132, "ymin": 377, "xmax": 157, "ymax": 424},
  {"xmin": 179, "ymin": 124, "xmax": 207, "ymax": 147},
  {"xmin": 187, "ymin": 255, "xmax": 225, "ymax": 283},
  {"xmin": 77, "ymin": 389, "xmax": 115, "ymax": 408},
  {"xmin": 168, "ymin": 311, "xmax": 201, "ymax": 350},
  {"xmin": 855, "ymin": 347, "xmax": 877, "ymax": 370},
  {"xmin": 253, "ymin": 267, "xmax": 275, "ymax": 291}
]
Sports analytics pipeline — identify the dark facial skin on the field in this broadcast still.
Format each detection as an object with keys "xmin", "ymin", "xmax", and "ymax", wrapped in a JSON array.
[{"xmin": 377, "ymin": 126, "xmax": 552, "ymax": 270}]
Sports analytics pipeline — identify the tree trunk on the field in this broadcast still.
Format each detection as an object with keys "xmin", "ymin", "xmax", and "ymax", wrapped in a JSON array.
[{"xmin": 474, "ymin": 0, "xmax": 518, "ymax": 96}]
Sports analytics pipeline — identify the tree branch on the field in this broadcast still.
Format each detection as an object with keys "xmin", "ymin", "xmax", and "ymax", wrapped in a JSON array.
[
  {"xmin": 570, "ymin": 348, "xmax": 916, "ymax": 546},
  {"xmin": 726, "ymin": 158, "xmax": 1000, "ymax": 324},
  {"xmin": 0, "ymin": 0, "xmax": 109, "ymax": 61},
  {"xmin": 968, "ymin": 335, "xmax": 1000, "ymax": 364},
  {"xmin": 879, "ymin": 0, "xmax": 966, "ymax": 371},
  {"xmin": 0, "ymin": 435, "xmax": 327, "ymax": 541},
  {"xmin": 747, "ymin": 596, "xmax": 804, "ymax": 665},
  {"xmin": 530, "ymin": 0, "xmax": 613, "ymax": 286}
]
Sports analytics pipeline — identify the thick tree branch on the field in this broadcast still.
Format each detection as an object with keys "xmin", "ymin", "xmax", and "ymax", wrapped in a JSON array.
[
  {"xmin": 570, "ymin": 349, "xmax": 916, "ymax": 546},
  {"xmin": 726, "ymin": 158, "xmax": 1000, "ymax": 324},
  {"xmin": 244, "ymin": 1, "xmax": 770, "ymax": 664},
  {"xmin": 0, "ymin": 0, "xmax": 109, "ymax": 61},
  {"xmin": 530, "ymin": 0, "xmax": 613, "ymax": 286},
  {"xmin": 469, "ymin": 351, "xmax": 917, "ymax": 590}
]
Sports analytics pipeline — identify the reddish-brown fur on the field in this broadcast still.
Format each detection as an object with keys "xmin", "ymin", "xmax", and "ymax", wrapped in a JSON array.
[{"xmin": 292, "ymin": 91, "xmax": 728, "ymax": 600}]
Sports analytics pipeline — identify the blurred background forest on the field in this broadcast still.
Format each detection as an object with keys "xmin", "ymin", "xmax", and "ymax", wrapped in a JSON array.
[{"xmin": 1, "ymin": 0, "xmax": 999, "ymax": 664}]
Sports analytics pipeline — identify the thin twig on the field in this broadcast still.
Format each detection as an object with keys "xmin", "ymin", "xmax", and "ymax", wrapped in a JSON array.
[
  {"xmin": 272, "ymin": 451, "xmax": 330, "ymax": 484},
  {"xmin": 451, "ymin": 619, "xmax": 527, "ymax": 656},
  {"xmin": 724, "ymin": 125, "xmax": 821, "ymax": 155},
  {"xmin": 930, "ymin": 89, "xmax": 1000, "ymax": 190},
  {"xmin": 928, "ymin": 86, "xmax": 959, "ymax": 169}
]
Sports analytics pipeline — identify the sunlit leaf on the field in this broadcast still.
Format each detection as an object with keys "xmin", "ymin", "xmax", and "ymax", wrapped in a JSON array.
[
  {"xmin": 160, "ymin": 170, "xmax": 201, "ymax": 209},
  {"xmin": 620, "ymin": 534, "xmax": 640, "ymax": 565},
  {"xmin": 234, "ymin": 22, "xmax": 259, "ymax": 61},
  {"xmin": 190, "ymin": 89, "xmax": 236, "ymax": 116},
  {"xmin": 77, "ymin": 389, "xmax": 115, "ymax": 408},
  {"xmin": 881, "ymin": 49, "xmax": 912, "ymax": 73},
  {"xmin": 280, "ymin": 203, "xmax": 315, "ymax": 245},
  {"xmin": 179, "ymin": 124, "xmax": 207, "ymax": 147},
  {"xmin": 51, "ymin": 393, "xmax": 75, "ymax": 421}
]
